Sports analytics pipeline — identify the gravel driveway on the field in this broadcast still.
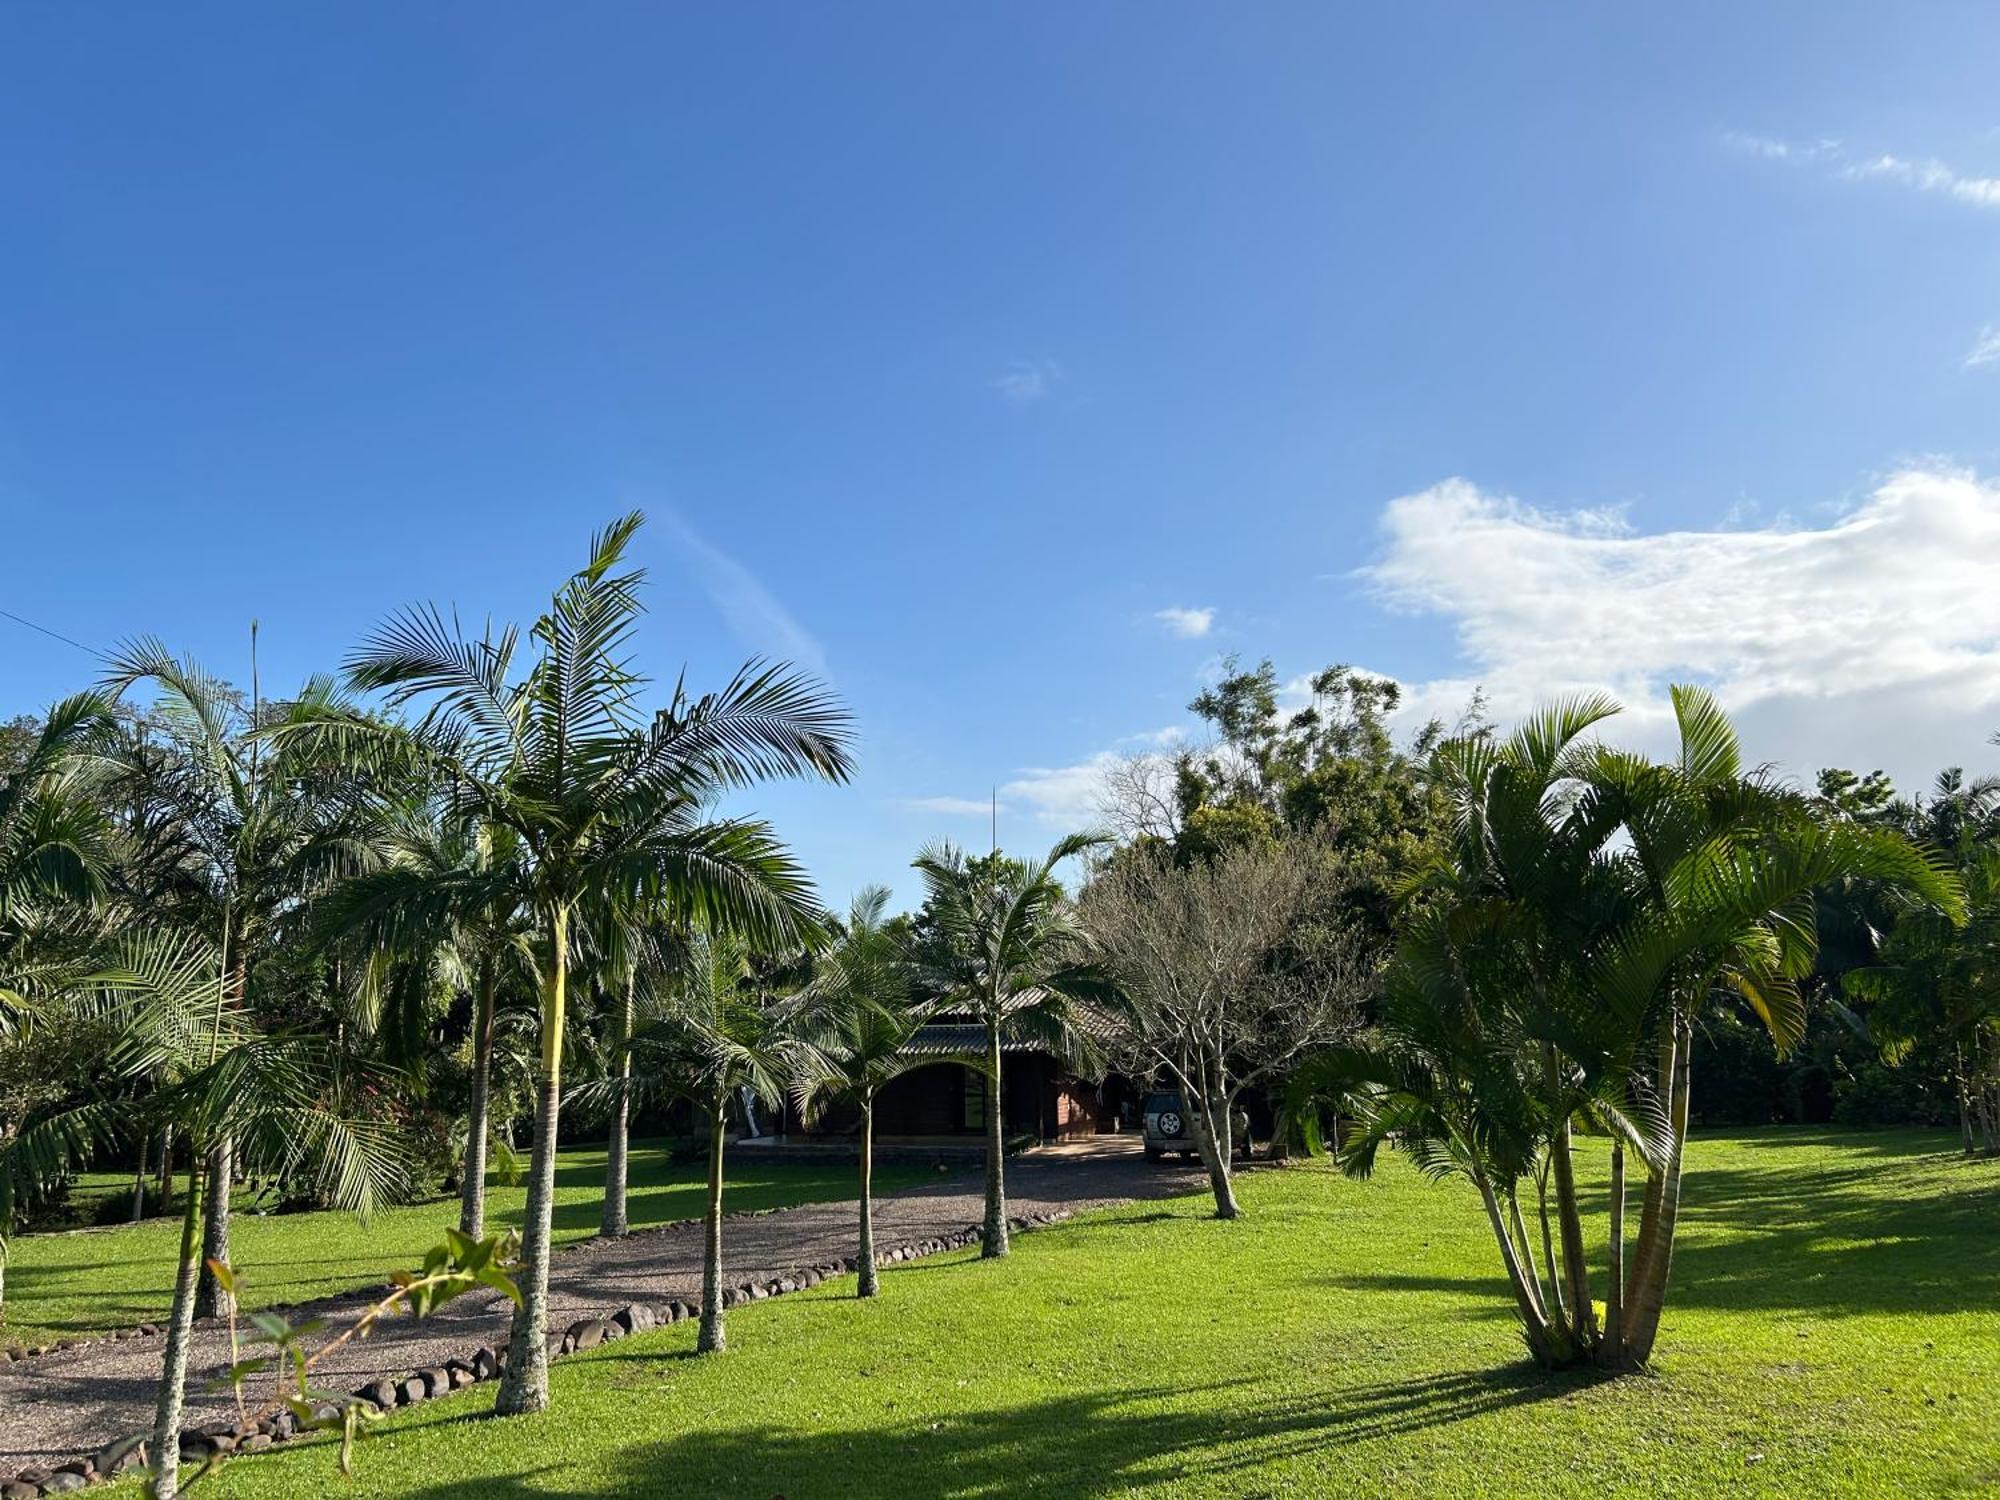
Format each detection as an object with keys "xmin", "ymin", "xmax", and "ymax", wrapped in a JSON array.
[{"xmin": 0, "ymin": 1138, "xmax": 1205, "ymax": 1478}]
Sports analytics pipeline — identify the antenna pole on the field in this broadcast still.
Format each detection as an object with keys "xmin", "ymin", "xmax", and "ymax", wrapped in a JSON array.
[{"xmin": 990, "ymin": 785, "xmax": 997, "ymax": 854}]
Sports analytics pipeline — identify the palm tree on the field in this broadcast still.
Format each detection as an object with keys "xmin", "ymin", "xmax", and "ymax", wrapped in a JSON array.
[
  {"xmin": 0, "ymin": 695, "xmax": 122, "ymax": 1322},
  {"xmin": 1315, "ymin": 688, "xmax": 1962, "ymax": 1371},
  {"xmin": 83, "ymin": 929, "xmax": 406, "ymax": 1500},
  {"xmin": 1847, "ymin": 837, "xmax": 2000, "ymax": 1157},
  {"xmin": 911, "ymin": 834, "xmax": 1105, "ymax": 1258},
  {"xmin": 792, "ymin": 887, "xmax": 973, "ymax": 1297},
  {"xmin": 297, "ymin": 513, "xmax": 852, "ymax": 1414},
  {"xmin": 629, "ymin": 930, "xmax": 795, "ymax": 1351},
  {"xmin": 102, "ymin": 645, "xmax": 380, "ymax": 1320},
  {"xmin": 314, "ymin": 802, "xmax": 534, "ymax": 1236}
]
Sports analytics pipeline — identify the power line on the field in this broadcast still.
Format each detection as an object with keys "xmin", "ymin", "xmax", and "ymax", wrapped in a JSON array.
[{"xmin": 0, "ymin": 606, "xmax": 103, "ymax": 659}]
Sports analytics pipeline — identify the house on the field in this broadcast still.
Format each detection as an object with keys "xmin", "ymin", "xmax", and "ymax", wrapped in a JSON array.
[{"xmin": 771, "ymin": 1024, "xmax": 1134, "ymax": 1146}]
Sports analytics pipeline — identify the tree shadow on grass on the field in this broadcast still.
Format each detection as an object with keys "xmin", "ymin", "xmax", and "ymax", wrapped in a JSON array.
[{"xmin": 393, "ymin": 1368, "xmax": 1596, "ymax": 1499}]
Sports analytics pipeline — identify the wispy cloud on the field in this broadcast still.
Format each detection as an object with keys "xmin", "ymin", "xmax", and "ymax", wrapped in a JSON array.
[
  {"xmin": 899, "ymin": 795, "xmax": 997, "ymax": 818},
  {"xmin": 1153, "ymin": 606, "xmax": 1215, "ymax": 639},
  {"xmin": 1721, "ymin": 130, "xmax": 1839, "ymax": 163},
  {"xmin": 660, "ymin": 513, "xmax": 827, "ymax": 673},
  {"xmin": 1727, "ymin": 130, "xmax": 2000, "ymax": 210},
  {"xmin": 1362, "ymin": 470, "xmax": 2000, "ymax": 790},
  {"xmin": 1966, "ymin": 327, "xmax": 2000, "ymax": 368},
  {"xmin": 1001, "ymin": 753, "xmax": 1124, "ymax": 827},
  {"xmin": 992, "ymin": 358, "xmax": 1063, "ymax": 403}
]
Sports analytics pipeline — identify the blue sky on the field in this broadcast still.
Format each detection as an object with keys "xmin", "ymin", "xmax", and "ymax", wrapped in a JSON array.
[{"xmin": 7, "ymin": 4, "xmax": 2000, "ymax": 909}]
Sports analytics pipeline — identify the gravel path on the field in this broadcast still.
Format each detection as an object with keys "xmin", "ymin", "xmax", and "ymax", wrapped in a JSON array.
[{"xmin": 0, "ymin": 1140, "xmax": 1205, "ymax": 1476}]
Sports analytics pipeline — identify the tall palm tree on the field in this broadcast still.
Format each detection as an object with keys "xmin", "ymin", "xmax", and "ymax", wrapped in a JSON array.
[
  {"xmin": 0, "ymin": 693, "xmax": 120, "ymax": 1317},
  {"xmin": 102, "ymin": 646, "xmax": 380, "ymax": 1319},
  {"xmin": 81, "ymin": 929, "xmax": 407, "ymax": 1500},
  {"xmin": 629, "ymin": 930, "xmax": 795, "ymax": 1351},
  {"xmin": 792, "ymin": 886, "xmax": 973, "ymax": 1297},
  {"xmin": 312, "ymin": 802, "xmax": 534, "ymax": 1236},
  {"xmin": 911, "ymin": 834, "xmax": 1105, "ymax": 1258},
  {"xmin": 297, "ymin": 513, "xmax": 852, "ymax": 1414}
]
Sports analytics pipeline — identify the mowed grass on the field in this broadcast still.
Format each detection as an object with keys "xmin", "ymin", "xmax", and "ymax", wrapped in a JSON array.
[
  {"xmin": 5, "ymin": 1140, "xmax": 929, "ymax": 1349},
  {"xmin": 161, "ymin": 1128, "xmax": 1998, "ymax": 1499}
]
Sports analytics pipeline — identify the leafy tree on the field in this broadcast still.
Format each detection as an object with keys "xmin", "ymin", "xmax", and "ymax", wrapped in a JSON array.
[
  {"xmin": 792, "ymin": 886, "xmax": 971, "ymax": 1297},
  {"xmin": 911, "ymin": 833, "xmax": 1105, "ymax": 1257},
  {"xmin": 297, "ymin": 513, "xmax": 852, "ymax": 1414}
]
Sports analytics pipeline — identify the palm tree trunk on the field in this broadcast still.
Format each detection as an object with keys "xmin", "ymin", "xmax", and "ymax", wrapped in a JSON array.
[
  {"xmin": 698, "ymin": 1096, "xmax": 728, "ymax": 1353},
  {"xmin": 1534, "ymin": 1170, "xmax": 1566, "ymax": 1324},
  {"xmin": 460, "ymin": 957, "xmax": 496, "ymax": 1240},
  {"xmin": 1622, "ymin": 1013, "xmax": 1692, "ymax": 1366},
  {"xmin": 497, "ymin": 907, "xmax": 569, "ymax": 1417},
  {"xmin": 1622, "ymin": 1025, "xmax": 1678, "ymax": 1331},
  {"xmin": 1473, "ymin": 1167, "xmax": 1566, "ymax": 1366},
  {"xmin": 857, "ymin": 1092, "xmax": 879, "ymax": 1298},
  {"xmin": 1505, "ymin": 1187, "xmax": 1549, "ymax": 1322},
  {"xmin": 194, "ymin": 1135, "xmax": 233, "ymax": 1320},
  {"xmin": 131, "ymin": 1132, "xmax": 150, "ymax": 1222},
  {"xmin": 158, "ymin": 1123, "xmax": 174, "ymax": 1213},
  {"xmin": 982, "ymin": 1014, "xmax": 1008, "ymax": 1259},
  {"xmin": 149, "ymin": 1153, "xmax": 205, "ymax": 1500},
  {"xmin": 600, "ymin": 973, "xmax": 634, "ymax": 1239},
  {"xmin": 1603, "ymin": 1139, "xmax": 1626, "ymax": 1357},
  {"xmin": 1547, "ymin": 1115, "xmax": 1596, "ymax": 1348},
  {"xmin": 0, "ymin": 1171, "xmax": 12, "ymax": 1322}
]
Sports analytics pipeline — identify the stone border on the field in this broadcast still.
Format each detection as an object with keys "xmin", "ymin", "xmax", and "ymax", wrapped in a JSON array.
[
  {"xmin": 0, "ymin": 1191, "xmax": 891, "ymax": 1372},
  {"xmin": 0, "ymin": 1208, "xmax": 1074, "ymax": 1497}
]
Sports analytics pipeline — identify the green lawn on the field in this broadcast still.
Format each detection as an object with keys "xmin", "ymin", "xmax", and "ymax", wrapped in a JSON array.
[
  {"xmin": 4, "ymin": 1139, "xmax": 928, "ymax": 1349},
  {"xmin": 151, "ymin": 1127, "xmax": 2000, "ymax": 1499}
]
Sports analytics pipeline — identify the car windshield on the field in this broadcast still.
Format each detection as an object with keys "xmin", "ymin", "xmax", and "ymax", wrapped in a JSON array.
[{"xmin": 1144, "ymin": 1093, "xmax": 1182, "ymax": 1112}]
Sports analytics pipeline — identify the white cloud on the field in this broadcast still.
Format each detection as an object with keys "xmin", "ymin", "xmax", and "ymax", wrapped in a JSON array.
[
  {"xmin": 1721, "ymin": 131, "xmax": 1839, "ymax": 163},
  {"xmin": 900, "ymin": 795, "xmax": 999, "ymax": 818},
  {"xmin": 1000, "ymin": 753, "xmax": 1122, "ymax": 828},
  {"xmin": 1842, "ymin": 153, "xmax": 2000, "ymax": 208},
  {"xmin": 1966, "ymin": 327, "xmax": 2000, "ymax": 368},
  {"xmin": 992, "ymin": 359, "xmax": 1063, "ymax": 403},
  {"xmin": 1116, "ymin": 725, "xmax": 1188, "ymax": 748},
  {"xmin": 1727, "ymin": 130, "xmax": 2000, "ymax": 211},
  {"xmin": 661, "ymin": 513, "xmax": 827, "ymax": 674},
  {"xmin": 1363, "ymin": 470, "xmax": 2000, "ymax": 789},
  {"xmin": 1153, "ymin": 606, "xmax": 1215, "ymax": 639}
]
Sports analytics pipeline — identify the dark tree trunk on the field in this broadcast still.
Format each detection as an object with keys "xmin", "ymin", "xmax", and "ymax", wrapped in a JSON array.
[
  {"xmin": 131, "ymin": 1133, "xmax": 150, "ymax": 1223},
  {"xmin": 1184, "ymin": 1069, "xmax": 1241, "ymax": 1219}
]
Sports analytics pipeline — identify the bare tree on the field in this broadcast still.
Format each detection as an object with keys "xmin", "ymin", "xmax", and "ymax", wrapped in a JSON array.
[
  {"xmin": 1081, "ymin": 839, "xmax": 1373, "ymax": 1218},
  {"xmin": 1095, "ymin": 750, "xmax": 1185, "ymax": 846}
]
